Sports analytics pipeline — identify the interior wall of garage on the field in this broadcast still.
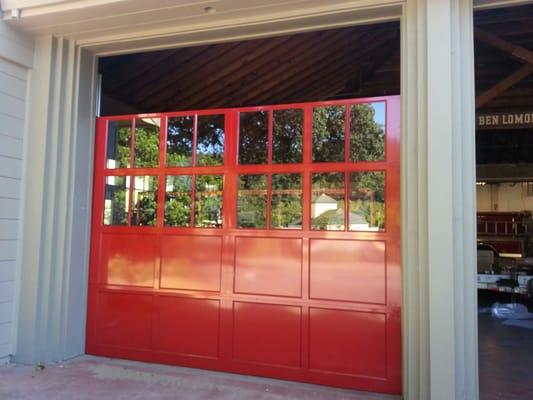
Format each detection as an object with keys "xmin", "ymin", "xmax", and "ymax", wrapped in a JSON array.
[
  {"xmin": 0, "ymin": 21, "xmax": 32, "ymax": 363},
  {"xmin": 3, "ymin": 0, "xmax": 491, "ymax": 398},
  {"xmin": 477, "ymin": 183, "xmax": 533, "ymax": 212}
]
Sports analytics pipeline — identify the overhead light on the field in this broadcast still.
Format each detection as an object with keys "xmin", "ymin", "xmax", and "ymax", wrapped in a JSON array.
[
  {"xmin": 11, "ymin": 8, "xmax": 21, "ymax": 19},
  {"xmin": 204, "ymin": 6, "xmax": 216, "ymax": 15},
  {"xmin": 476, "ymin": 181, "xmax": 486, "ymax": 186}
]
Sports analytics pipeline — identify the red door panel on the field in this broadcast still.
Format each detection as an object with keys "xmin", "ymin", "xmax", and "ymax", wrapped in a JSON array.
[
  {"xmin": 160, "ymin": 235, "xmax": 222, "ymax": 292},
  {"xmin": 309, "ymin": 239, "xmax": 386, "ymax": 304},
  {"xmin": 232, "ymin": 301, "xmax": 302, "ymax": 367},
  {"xmin": 155, "ymin": 296, "xmax": 220, "ymax": 358},
  {"xmin": 234, "ymin": 237, "xmax": 302, "ymax": 297},
  {"xmin": 309, "ymin": 308, "xmax": 387, "ymax": 377},
  {"xmin": 86, "ymin": 97, "xmax": 401, "ymax": 394}
]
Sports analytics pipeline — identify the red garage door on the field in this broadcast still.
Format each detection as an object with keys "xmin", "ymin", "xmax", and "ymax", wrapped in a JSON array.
[{"xmin": 86, "ymin": 96, "xmax": 401, "ymax": 394}]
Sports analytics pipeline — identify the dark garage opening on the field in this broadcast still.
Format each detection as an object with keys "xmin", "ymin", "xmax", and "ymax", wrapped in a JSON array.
[
  {"xmin": 97, "ymin": 22, "xmax": 400, "ymax": 115},
  {"xmin": 474, "ymin": 4, "xmax": 533, "ymax": 400}
]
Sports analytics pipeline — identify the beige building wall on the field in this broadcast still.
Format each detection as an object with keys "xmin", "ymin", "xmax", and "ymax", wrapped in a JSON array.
[
  {"xmin": 477, "ymin": 183, "xmax": 533, "ymax": 212},
  {"xmin": 0, "ymin": 21, "xmax": 32, "ymax": 362}
]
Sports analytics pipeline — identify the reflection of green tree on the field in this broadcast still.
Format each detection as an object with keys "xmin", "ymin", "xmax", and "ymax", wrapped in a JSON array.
[
  {"xmin": 313, "ymin": 106, "xmax": 345, "ymax": 162},
  {"xmin": 195, "ymin": 175, "xmax": 223, "ymax": 227},
  {"xmin": 165, "ymin": 176, "xmax": 191, "ymax": 226},
  {"xmin": 350, "ymin": 172, "xmax": 385, "ymax": 229},
  {"xmin": 135, "ymin": 194, "xmax": 157, "ymax": 226},
  {"xmin": 110, "ymin": 184, "xmax": 128, "ymax": 225},
  {"xmin": 117, "ymin": 128, "xmax": 131, "ymax": 167},
  {"xmin": 239, "ymin": 112, "xmax": 268, "ymax": 164},
  {"xmin": 271, "ymin": 174, "xmax": 302, "ymax": 228},
  {"xmin": 273, "ymin": 109, "xmax": 303, "ymax": 163},
  {"xmin": 350, "ymin": 104, "xmax": 385, "ymax": 161},
  {"xmin": 135, "ymin": 125, "xmax": 160, "ymax": 167},
  {"xmin": 167, "ymin": 116, "xmax": 193, "ymax": 167},
  {"xmin": 238, "ymin": 175, "xmax": 267, "ymax": 228},
  {"xmin": 197, "ymin": 115, "xmax": 225, "ymax": 166}
]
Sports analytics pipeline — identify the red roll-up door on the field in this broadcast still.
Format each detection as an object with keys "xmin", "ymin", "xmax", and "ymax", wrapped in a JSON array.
[{"xmin": 86, "ymin": 96, "xmax": 401, "ymax": 394}]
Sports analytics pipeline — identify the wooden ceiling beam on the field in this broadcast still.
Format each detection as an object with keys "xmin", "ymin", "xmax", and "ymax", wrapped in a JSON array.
[
  {"xmin": 251, "ymin": 30, "xmax": 398, "ymax": 106},
  {"xmin": 139, "ymin": 38, "xmax": 280, "ymax": 110},
  {"xmin": 476, "ymin": 64, "xmax": 533, "ymax": 109},
  {"xmin": 474, "ymin": 28, "xmax": 533, "ymax": 65},
  {"xmin": 154, "ymin": 32, "xmax": 315, "ymax": 111},
  {"xmin": 183, "ymin": 28, "xmax": 363, "ymax": 110},
  {"xmin": 127, "ymin": 42, "xmax": 241, "ymax": 103},
  {"xmin": 179, "ymin": 30, "xmax": 336, "ymax": 110}
]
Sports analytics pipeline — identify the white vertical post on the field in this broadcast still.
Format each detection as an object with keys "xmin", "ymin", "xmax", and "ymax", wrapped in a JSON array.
[{"xmin": 402, "ymin": 0, "xmax": 478, "ymax": 399}]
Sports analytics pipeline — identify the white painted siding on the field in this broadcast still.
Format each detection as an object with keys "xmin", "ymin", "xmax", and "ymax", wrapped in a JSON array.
[{"xmin": 0, "ymin": 56, "xmax": 28, "ymax": 361}]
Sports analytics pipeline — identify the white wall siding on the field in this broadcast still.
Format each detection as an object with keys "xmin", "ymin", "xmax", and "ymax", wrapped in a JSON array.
[{"xmin": 0, "ymin": 28, "xmax": 30, "ymax": 359}]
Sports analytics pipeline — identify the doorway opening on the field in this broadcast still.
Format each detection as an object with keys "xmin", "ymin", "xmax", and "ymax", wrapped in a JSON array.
[
  {"xmin": 474, "ymin": 4, "xmax": 533, "ymax": 399},
  {"xmin": 90, "ymin": 22, "xmax": 402, "ymax": 394}
]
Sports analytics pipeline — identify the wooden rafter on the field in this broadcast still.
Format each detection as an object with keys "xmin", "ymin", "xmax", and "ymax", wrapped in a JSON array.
[{"xmin": 475, "ymin": 28, "xmax": 533, "ymax": 109}]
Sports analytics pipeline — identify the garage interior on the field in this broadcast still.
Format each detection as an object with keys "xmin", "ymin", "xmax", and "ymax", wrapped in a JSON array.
[
  {"xmin": 96, "ymin": 4, "xmax": 533, "ymax": 398},
  {"xmin": 474, "ymin": 4, "xmax": 533, "ymax": 400}
]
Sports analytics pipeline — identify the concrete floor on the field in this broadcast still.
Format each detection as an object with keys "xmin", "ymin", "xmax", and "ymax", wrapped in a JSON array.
[
  {"xmin": 1, "ymin": 312, "xmax": 532, "ymax": 399},
  {"xmin": 0, "ymin": 356, "xmax": 399, "ymax": 400},
  {"xmin": 478, "ymin": 314, "xmax": 533, "ymax": 400}
]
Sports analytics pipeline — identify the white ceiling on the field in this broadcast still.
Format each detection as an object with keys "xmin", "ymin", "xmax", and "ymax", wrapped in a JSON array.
[{"xmin": 1, "ymin": 0, "xmax": 403, "ymax": 45}]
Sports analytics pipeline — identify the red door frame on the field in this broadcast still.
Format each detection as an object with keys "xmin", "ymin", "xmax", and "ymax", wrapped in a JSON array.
[{"xmin": 86, "ymin": 96, "xmax": 401, "ymax": 394}]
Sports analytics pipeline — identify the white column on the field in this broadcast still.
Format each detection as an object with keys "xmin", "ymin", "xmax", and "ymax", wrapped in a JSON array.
[
  {"xmin": 402, "ymin": 1, "xmax": 478, "ymax": 399},
  {"xmin": 15, "ymin": 36, "xmax": 97, "ymax": 363}
]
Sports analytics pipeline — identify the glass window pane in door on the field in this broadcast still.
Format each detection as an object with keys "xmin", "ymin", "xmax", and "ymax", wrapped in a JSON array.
[
  {"xmin": 103, "ymin": 176, "xmax": 130, "ymax": 225},
  {"xmin": 237, "ymin": 174, "xmax": 267, "ymax": 228},
  {"xmin": 273, "ymin": 109, "xmax": 303, "ymax": 164},
  {"xmin": 106, "ymin": 120, "xmax": 131, "ymax": 169},
  {"xmin": 311, "ymin": 172, "xmax": 345, "ymax": 230},
  {"xmin": 350, "ymin": 102, "xmax": 386, "ymax": 162},
  {"xmin": 271, "ymin": 174, "xmax": 302, "ymax": 229},
  {"xmin": 164, "ymin": 175, "xmax": 192, "ymax": 227},
  {"xmin": 197, "ymin": 114, "xmax": 225, "ymax": 166},
  {"xmin": 239, "ymin": 111, "xmax": 268, "ymax": 165},
  {"xmin": 131, "ymin": 176, "xmax": 158, "ymax": 226},
  {"xmin": 312, "ymin": 106, "xmax": 345, "ymax": 162},
  {"xmin": 349, "ymin": 171, "xmax": 385, "ymax": 231},
  {"xmin": 167, "ymin": 116, "xmax": 193, "ymax": 167},
  {"xmin": 195, "ymin": 175, "xmax": 223, "ymax": 228},
  {"xmin": 134, "ymin": 118, "xmax": 160, "ymax": 168}
]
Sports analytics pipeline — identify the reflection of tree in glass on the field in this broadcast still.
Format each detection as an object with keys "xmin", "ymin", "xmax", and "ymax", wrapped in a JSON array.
[
  {"xmin": 273, "ymin": 109, "xmax": 303, "ymax": 164},
  {"xmin": 195, "ymin": 175, "xmax": 223, "ymax": 228},
  {"xmin": 116, "ymin": 127, "xmax": 131, "ymax": 167},
  {"xmin": 311, "ymin": 172, "xmax": 345, "ymax": 230},
  {"xmin": 197, "ymin": 115, "xmax": 225, "ymax": 166},
  {"xmin": 350, "ymin": 103, "xmax": 385, "ymax": 161},
  {"xmin": 134, "ymin": 121, "xmax": 160, "ymax": 167},
  {"xmin": 313, "ymin": 106, "xmax": 345, "ymax": 162},
  {"xmin": 271, "ymin": 174, "xmax": 302, "ymax": 228},
  {"xmin": 105, "ymin": 176, "xmax": 128, "ymax": 225},
  {"xmin": 239, "ymin": 111, "xmax": 268, "ymax": 165},
  {"xmin": 350, "ymin": 171, "xmax": 385, "ymax": 230},
  {"xmin": 167, "ymin": 116, "xmax": 193, "ymax": 167},
  {"xmin": 132, "ymin": 176, "xmax": 158, "ymax": 226},
  {"xmin": 237, "ymin": 174, "xmax": 267, "ymax": 228},
  {"xmin": 165, "ymin": 175, "xmax": 192, "ymax": 226}
]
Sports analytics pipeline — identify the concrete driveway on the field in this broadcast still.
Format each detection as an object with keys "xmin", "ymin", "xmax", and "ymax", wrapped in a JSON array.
[{"xmin": 0, "ymin": 356, "xmax": 400, "ymax": 400}]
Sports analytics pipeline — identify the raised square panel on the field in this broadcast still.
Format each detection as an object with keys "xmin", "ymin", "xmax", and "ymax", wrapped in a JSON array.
[
  {"xmin": 160, "ymin": 235, "xmax": 222, "ymax": 292},
  {"xmin": 95, "ymin": 292, "xmax": 152, "ymax": 349},
  {"xmin": 233, "ymin": 302, "xmax": 301, "ymax": 367},
  {"xmin": 101, "ymin": 234, "xmax": 156, "ymax": 287},
  {"xmin": 309, "ymin": 239, "xmax": 386, "ymax": 304},
  {"xmin": 309, "ymin": 308, "xmax": 386, "ymax": 377},
  {"xmin": 155, "ymin": 296, "xmax": 219, "ymax": 358},
  {"xmin": 234, "ymin": 237, "xmax": 302, "ymax": 297}
]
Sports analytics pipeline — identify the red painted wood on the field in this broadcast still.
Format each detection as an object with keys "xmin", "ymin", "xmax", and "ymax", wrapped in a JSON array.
[{"xmin": 86, "ymin": 96, "xmax": 401, "ymax": 394}]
